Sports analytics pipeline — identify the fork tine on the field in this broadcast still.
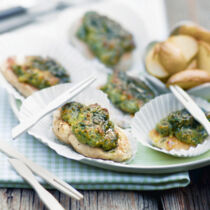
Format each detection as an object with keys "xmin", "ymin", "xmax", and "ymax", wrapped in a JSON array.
[
  {"xmin": 174, "ymin": 85, "xmax": 195, "ymax": 104},
  {"xmin": 170, "ymin": 85, "xmax": 202, "ymax": 113},
  {"xmin": 170, "ymin": 85, "xmax": 203, "ymax": 118},
  {"xmin": 0, "ymin": 140, "xmax": 83, "ymax": 200},
  {"xmin": 169, "ymin": 85, "xmax": 210, "ymax": 136},
  {"xmin": 47, "ymin": 75, "xmax": 96, "ymax": 109},
  {"xmin": 169, "ymin": 85, "xmax": 189, "ymax": 106},
  {"xmin": 49, "ymin": 76, "xmax": 96, "ymax": 108},
  {"xmin": 173, "ymin": 85, "xmax": 206, "ymax": 115},
  {"xmin": 12, "ymin": 76, "xmax": 96, "ymax": 139}
]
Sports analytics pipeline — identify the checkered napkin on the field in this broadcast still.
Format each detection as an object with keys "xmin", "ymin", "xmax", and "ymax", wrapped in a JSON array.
[{"xmin": 0, "ymin": 89, "xmax": 190, "ymax": 190}]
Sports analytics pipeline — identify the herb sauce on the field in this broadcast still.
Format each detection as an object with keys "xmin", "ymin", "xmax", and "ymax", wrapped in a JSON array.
[
  {"xmin": 156, "ymin": 109, "xmax": 210, "ymax": 146},
  {"xmin": 76, "ymin": 11, "xmax": 135, "ymax": 67},
  {"xmin": 61, "ymin": 102, "xmax": 118, "ymax": 151},
  {"xmin": 101, "ymin": 72, "xmax": 155, "ymax": 114},
  {"xmin": 12, "ymin": 56, "xmax": 70, "ymax": 89}
]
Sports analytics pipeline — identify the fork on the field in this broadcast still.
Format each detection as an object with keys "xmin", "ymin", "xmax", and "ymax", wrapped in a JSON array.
[
  {"xmin": 12, "ymin": 76, "xmax": 96, "ymax": 139},
  {"xmin": 169, "ymin": 85, "xmax": 210, "ymax": 135},
  {"xmin": 9, "ymin": 158, "xmax": 65, "ymax": 210},
  {"xmin": 0, "ymin": 140, "xmax": 83, "ymax": 200}
]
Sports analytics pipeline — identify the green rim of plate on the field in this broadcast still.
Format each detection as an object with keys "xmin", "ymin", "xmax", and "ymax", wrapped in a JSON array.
[{"xmin": 10, "ymin": 96, "xmax": 210, "ymax": 174}]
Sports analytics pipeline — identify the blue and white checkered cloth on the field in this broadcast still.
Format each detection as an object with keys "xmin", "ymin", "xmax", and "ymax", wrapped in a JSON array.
[{"xmin": 0, "ymin": 89, "xmax": 190, "ymax": 190}]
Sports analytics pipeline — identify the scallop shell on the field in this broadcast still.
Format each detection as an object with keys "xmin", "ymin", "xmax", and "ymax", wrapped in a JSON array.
[
  {"xmin": 66, "ymin": 1, "xmax": 149, "ymax": 72},
  {"xmin": 98, "ymin": 73, "xmax": 160, "ymax": 129},
  {"xmin": 131, "ymin": 93, "xmax": 210, "ymax": 157},
  {"xmin": 0, "ymin": 33, "xmax": 96, "ymax": 101},
  {"xmin": 18, "ymin": 83, "xmax": 137, "ymax": 163}
]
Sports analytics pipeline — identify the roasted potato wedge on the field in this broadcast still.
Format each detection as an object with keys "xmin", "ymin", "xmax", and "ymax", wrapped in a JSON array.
[
  {"xmin": 145, "ymin": 44, "xmax": 169, "ymax": 79},
  {"xmin": 198, "ymin": 41, "xmax": 210, "ymax": 73},
  {"xmin": 168, "ymin": 35, "xmax": 198, "ymax": 62},
  {"xmin": 185, "ymin": 58, "xmax": 197, "ymax": 69},
  {"xmin": 159, "ymin": 41, "xmax": 187, "ymax": 74},
  {"xmin": 166, "ymin": 69, "xmax": 210, "ymax": 89},
  {"xmin": 177, "ymin": 24, "xmax": 210, "ymax": 44}
]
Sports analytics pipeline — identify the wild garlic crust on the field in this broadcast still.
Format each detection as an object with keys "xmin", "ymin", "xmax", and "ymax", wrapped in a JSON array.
[
  {"xmin": 69, "ymin": 19, "xmax": 133, "ymax": 71},
  {"xmin": 52, "ymin": 108, "xmax": 132, "ymax": 162},
  {"xmin": 1, "ymin": 57, "xmax": 38, "ymax": 97}
]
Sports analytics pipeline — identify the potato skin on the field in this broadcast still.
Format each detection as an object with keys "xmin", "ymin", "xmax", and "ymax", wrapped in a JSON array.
[
  {"xmin": 158, "ymin": 41, "xmax": 187, "ymax": 74},
  {"xmin": 52, "ymin": 109, "xmax": 132, "ymax": 162},
  {"xmin": 1, "ymin": 57, "xmax": 38, "ymax": 97},
  {"xmin": 166, "ymin": 69, "xmax": 210, "ymax": 89},
  {"xmin": 198, "ymin": 41, "xmax": 210, "ymax": 73},
  {"xmin": 167, "ymin": 35, "xmax": 198, "ymax": 62},
  {"xmin": 145, "ymin": 44, "xmax": 169, "ymax": 79},
  {"xmin": 178, "ymin": 24, "xmax": 210, "ymax": 44},
  {"xmin": 69, "ymin": 19, "xmax": 133, "ymax": 71},
  {"xmin": 185, "ymin": 59, "xmax": 197, "ymax": 69}
]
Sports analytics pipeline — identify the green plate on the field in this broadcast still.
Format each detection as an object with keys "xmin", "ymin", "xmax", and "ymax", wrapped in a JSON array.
[{"xmin": 9, "ymin": 90, "xmax": 210, "ymax": 174}]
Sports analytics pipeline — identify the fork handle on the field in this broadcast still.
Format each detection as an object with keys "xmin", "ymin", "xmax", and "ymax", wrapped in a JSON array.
[
  {"xmin": 202, "ymin": 119, "xmax": 210, "ymax": 136},
  {"xmin": 0, "ymin": 6, "xmax": 27, "ymax": 20},
  {"xmin": 25, "ymin": 176, "xmax": 65, "ymax": 210},
  {"xmin": 12, "ymin": 119, "xmax": 38, "ymax": 139},
  {"xmin": 12, "ymin": 109, "xmax": 47, "ymax": 139}
]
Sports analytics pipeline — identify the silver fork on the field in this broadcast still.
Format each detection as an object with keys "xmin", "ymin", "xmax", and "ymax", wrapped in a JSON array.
[{"xmin": 169, "ymin": 85, "xmax": 210, "ymax": 135}]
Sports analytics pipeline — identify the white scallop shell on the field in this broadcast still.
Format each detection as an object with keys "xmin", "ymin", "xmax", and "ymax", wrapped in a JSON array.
[
  {"xmin": 64, "ymin": 1, "xmax": 149, "ymax": 72},
  {"xmin": 18, "ymin": 83, "xmax": 137, "ymax": 163},
  {"xmin": 0, "ymin": 33, "xmax": 96, "ymax": 101},
  {"xmin": 131, "ymin": 93, "xmax": 210, "ymax": 157}
]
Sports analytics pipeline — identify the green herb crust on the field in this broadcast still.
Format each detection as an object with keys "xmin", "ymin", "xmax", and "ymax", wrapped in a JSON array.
[
  {"xmin": 12, "ymin": 56, "xmax": 70, "ymax": 89},
  {"xmin": 101, "ymin": 72, "xmax": 155, "ymax": 114},
  {"xmin": 156, "ymin": 109, "xmax": 210, "ymax": 146},
  {"xmin": 76, "ymin": 11, "xmax": 135, "ymax": 67},
  {"xmin": 61, "ymin": 102, "xmax": 118, "ymax": 151}
]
